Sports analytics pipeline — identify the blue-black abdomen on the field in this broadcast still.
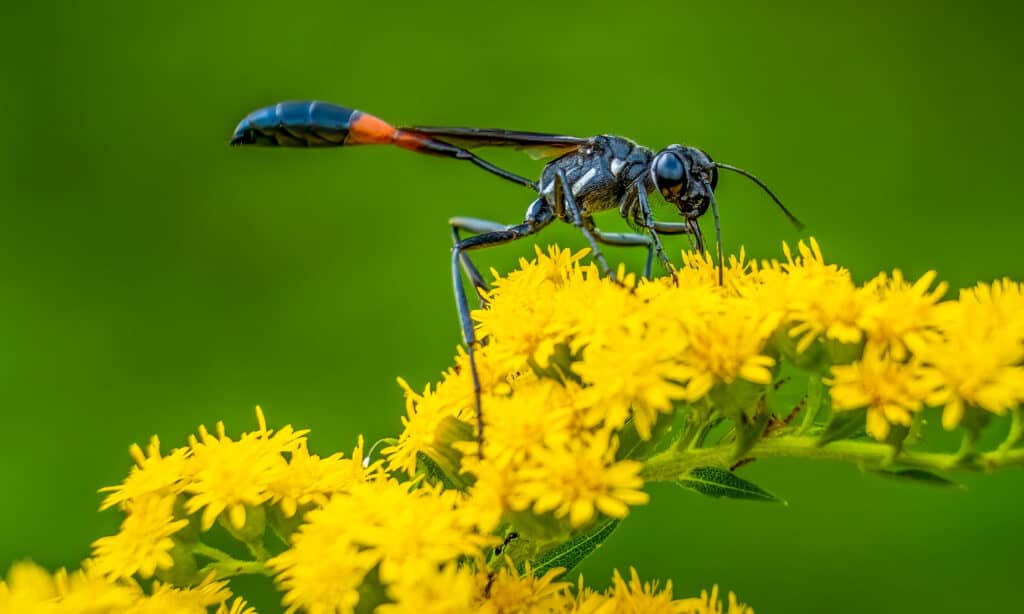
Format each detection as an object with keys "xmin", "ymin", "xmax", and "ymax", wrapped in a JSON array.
[{"xmin": 230, "ymin": 101, "xmax": 356, "ymax": 147}]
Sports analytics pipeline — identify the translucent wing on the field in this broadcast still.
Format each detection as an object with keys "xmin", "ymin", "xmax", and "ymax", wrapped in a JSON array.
[{"xmin": 399, "ymin": 126, "xmax": 587, "ymax": 160}]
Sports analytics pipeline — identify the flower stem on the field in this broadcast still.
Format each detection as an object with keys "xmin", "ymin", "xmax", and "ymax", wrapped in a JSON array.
[
  {"xmin": 198, "ymin": 558, "xmax": 273, "ymax": 578},
  {"xmin": 642, "ymin": 434, "xmax": 1024, "ymax": 482},
  {"xmin": 191, "ymin": 543, "xmax": 233, "ymax": 562},
  {"xmin": 191, "ymin": 542, "xmax": 273, "ymax": 578}
]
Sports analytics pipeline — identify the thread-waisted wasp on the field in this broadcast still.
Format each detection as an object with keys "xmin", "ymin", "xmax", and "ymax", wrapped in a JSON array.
[{"xmin": 231, "ymin": 101, "xmax": 803, "ymax": 452}]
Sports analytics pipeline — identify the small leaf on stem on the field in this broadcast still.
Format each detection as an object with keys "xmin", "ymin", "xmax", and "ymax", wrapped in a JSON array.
[
  {"xmin": 819, "ymin": 408, "xmax": 866, "ymax": 446},
  {"xmin": 872, "ymin": 468, "xmax": 963, "ymax": 489},
  {"xmin": 677, "ymin": 466, "xmax": 786, "ymax": 504},
  {"xmin": 527, "ymin": 518, "xmax": 620, "ymax": 578}
]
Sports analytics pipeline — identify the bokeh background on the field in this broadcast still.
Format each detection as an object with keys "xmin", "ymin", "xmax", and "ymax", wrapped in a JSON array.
[{"xmin": 3, "ymin": 1, "xmax": 1022, "ymax": 612}]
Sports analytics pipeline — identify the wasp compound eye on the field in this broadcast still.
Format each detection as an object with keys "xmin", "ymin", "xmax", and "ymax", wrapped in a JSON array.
[{"xmin": 653, "ymin": 151, "xmax": 688, "ymax": 199}]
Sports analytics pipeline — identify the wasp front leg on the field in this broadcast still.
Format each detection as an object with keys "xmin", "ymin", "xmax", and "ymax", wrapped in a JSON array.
[{"xmin": 592, "ymin": 221, "xmax": 695, "ymax": 279}]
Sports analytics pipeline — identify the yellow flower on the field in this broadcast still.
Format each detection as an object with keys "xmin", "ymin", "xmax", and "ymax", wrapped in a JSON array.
[
  {"xmin": 593, "ymin": 567, "xmax": 681, "ymax": 614},
  {"xmin": 477, "ymin": 564, "xmax": 571, "ymax": 613},
  {"xmin": 674, "ymin": 299, "xmax": 779, "ymax": 401},
  {"xmin": 385, "ymin": 377, "xmax": 465, "ymax": 476},
  {"xmin": 0, "ymin": 562, "xmax": 238, "ymax": 614},
  {"xmin": 269, "ymin": 531, "xmax": 373, "ymax": 614},
  {"xmin": 91, "ymin": 494, "xmax": 189, "ymax": 579},
  {"xmin": 266, "ymin": 436, "xmax": 376, "ymax": 518},
  {"xmin": 269, "ymin": 479, "xmax": 493, "ymax": 612},
  {"xmin": 512, "ymin": 434, "xmax": 649, "ymax": 527},
  {"xmin": 858, "ymin": 269, "xmax": 946, "ymax": 359},
  {"xmin": 676, "ymin": 584, "xmax": 755, "ymax": 614},
  {"xmin": 473, "ymin": 245, "xmax": 592, "ymax": 373},
  {"xmin": 576, "ymin": 323, "xmax": 689, "ymax": 438},
  {"xmin": 540, "ymin": 261, "xmax": 637, "ymax": 358},
  {"xmin": 828, "ymin": 349, "xmax": 939, "ymax": 440},
  {"xmin": 53, "ymin": 562, "xmax": 142, "ymax": 612},
  {"xmin": 678, "ymin": 246, "xmax": 758, "ymax": 291},
  {"xmin": 923, "ymin": 287, "xmax": 1024, "ymax": 429},
  {"xmin": 480, "ymin": 376, "xmax": 576, "ymax": 466},
  {"xmin": 774, "ymin": 239, "xmax": 864, "ymax": 352},
  {"xmin": 125, "ymin": 573, "xmax": 232, "ymax": 614},
  {"xmin": 216, "ymin": 596, "xmax": 258, "ymax": 614},
  {"xmin": 185, "ymin": 408, "xmax": 305, "ymax": 530},
  {"xmin": 377, "ymin": 563, "xmax": 478, "ymax": 614},
  {"xmin": 956, "ymin": 278, "xmax": 1024, "ymax": 339},
  {"xmin": 336, "ymin": 481, "xmax": 492, "ymax": 583},
  {"xmin": 0, "ymin": 560, "xmax": 59, "ymax": 613},
  {"xmin": 99, "ymin": 436, "xmax": 190, "ymax": 511}
]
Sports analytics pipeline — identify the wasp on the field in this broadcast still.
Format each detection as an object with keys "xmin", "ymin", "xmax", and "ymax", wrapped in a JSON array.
[{"xmin": 231, "ymin": 101, "xmax": 803, "ymax": 451}]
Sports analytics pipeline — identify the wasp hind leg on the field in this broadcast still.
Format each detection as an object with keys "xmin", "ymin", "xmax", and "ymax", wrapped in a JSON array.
[
  {"xmin": 450, "ymin": 217, "xmax": 508, "ymax": 299},
  {"xmin": 451, "ymin": 199, "xmax": 555, "ymax": 456}
]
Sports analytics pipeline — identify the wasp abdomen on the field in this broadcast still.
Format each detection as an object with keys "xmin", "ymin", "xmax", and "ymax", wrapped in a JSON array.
[{"xmin": 230, "ymin": 101, "xmax": 404, "ymax": 148}]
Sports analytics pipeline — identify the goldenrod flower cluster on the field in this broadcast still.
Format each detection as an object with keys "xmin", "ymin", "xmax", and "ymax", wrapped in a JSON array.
[
  {"xmin": 390, "ymin": 241, "xmax": 1024, "ymax": 503},
  {"xmin": 3, "ymin": 407, "xmax": 748, "ymax": 613},
  {"xmin": 0, "ymin": 561, "xmax": 251, "ymax": 614},
  {"xmin": 5, "ymin": 238, "xmax": 1021, "ymax": 613}
]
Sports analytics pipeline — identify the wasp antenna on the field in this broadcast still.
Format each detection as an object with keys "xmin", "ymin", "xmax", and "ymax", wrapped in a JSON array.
[
  {"xmin": 715, "ymin": 163, "xmax": 805, "ymax": 231},
  {"xmin": 708, "ymin": 191, "xmax": 724, "ymax": 286}
]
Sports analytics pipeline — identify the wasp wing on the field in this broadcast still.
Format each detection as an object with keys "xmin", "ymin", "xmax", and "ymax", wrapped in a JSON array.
[{"xmin": 400, "ymin": 126, "xmax": 587, "ymax": 160}]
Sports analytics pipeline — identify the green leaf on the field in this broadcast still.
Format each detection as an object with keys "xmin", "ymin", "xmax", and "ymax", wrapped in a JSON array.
[
  {"xmin": 416, "ymin": 451, "xmax": 464, "ymax": 490},
  {"xmin": 734, "ymin": 406, "xmax": 771, "ymax": 459},
  {"xmin": 677, "ymin": 466, "xmax": 786, "ymax": 504},
  {"xmin": 799, "ymin": 375, "xmax": 825, "ymax": 435},
  {"xmin": 528, "ymin": 518, "xmax": 620, "ymax": 578},
  {"xmin": 818, "ymin": 408, "xmax": 866, "ymax": 446},
  {"xmin": 873, "ymin": 468, "xmax": 963, "ymax": 489}
]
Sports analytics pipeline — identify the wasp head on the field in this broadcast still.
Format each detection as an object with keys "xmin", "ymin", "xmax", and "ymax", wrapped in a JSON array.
[{"xmin": 650, "ymin": 145, "xmax": 718, "ymax": 219}]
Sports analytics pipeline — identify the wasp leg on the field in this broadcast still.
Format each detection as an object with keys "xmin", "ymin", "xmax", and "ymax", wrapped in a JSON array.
[
  {"xmin": 452, "ymin": 199, "xmax": 555, "ymax": 455},
  {"xmin": 593, "ymin": 222, "xmax": 696, "ymax": 279},
  {"xmin": 552, "ymin": 169, "xmax": 616, "ymax": 279},
  {"xmin": 654, "ymin": 220, "xmax": 702, "ymax": 262},
  {"xmin": 635, "ymin": 187, "xmax": 678, "ymax": 281},
  {"xmin": 591, "ymin": 231, "xmax": 654, "ymax": 279},
  {"xmin": 450, "ymin": 217, "xmax": 508, "ymax": 297}
]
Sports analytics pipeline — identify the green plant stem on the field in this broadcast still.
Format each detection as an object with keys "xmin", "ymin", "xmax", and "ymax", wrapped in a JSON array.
[
  {"xmin": 245, "ymin": 539, "xmax": 272, "ymax": 562},
  {"xmin": 642, "ymin": 435, "xmax": 1024, "ymax": 482},
  {"xmin": 191, "ymin": 543, "xmax": 233, "ymax": 562},
  {"xmin": 198, "ymin": 558, "xmax": 273, "ymax": 579}
]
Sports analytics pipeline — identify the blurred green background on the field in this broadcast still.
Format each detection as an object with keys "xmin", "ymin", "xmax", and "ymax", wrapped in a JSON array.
[{"xmin": 2, "ymin": 1, "xmax": 1022, "ymax": 611}]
